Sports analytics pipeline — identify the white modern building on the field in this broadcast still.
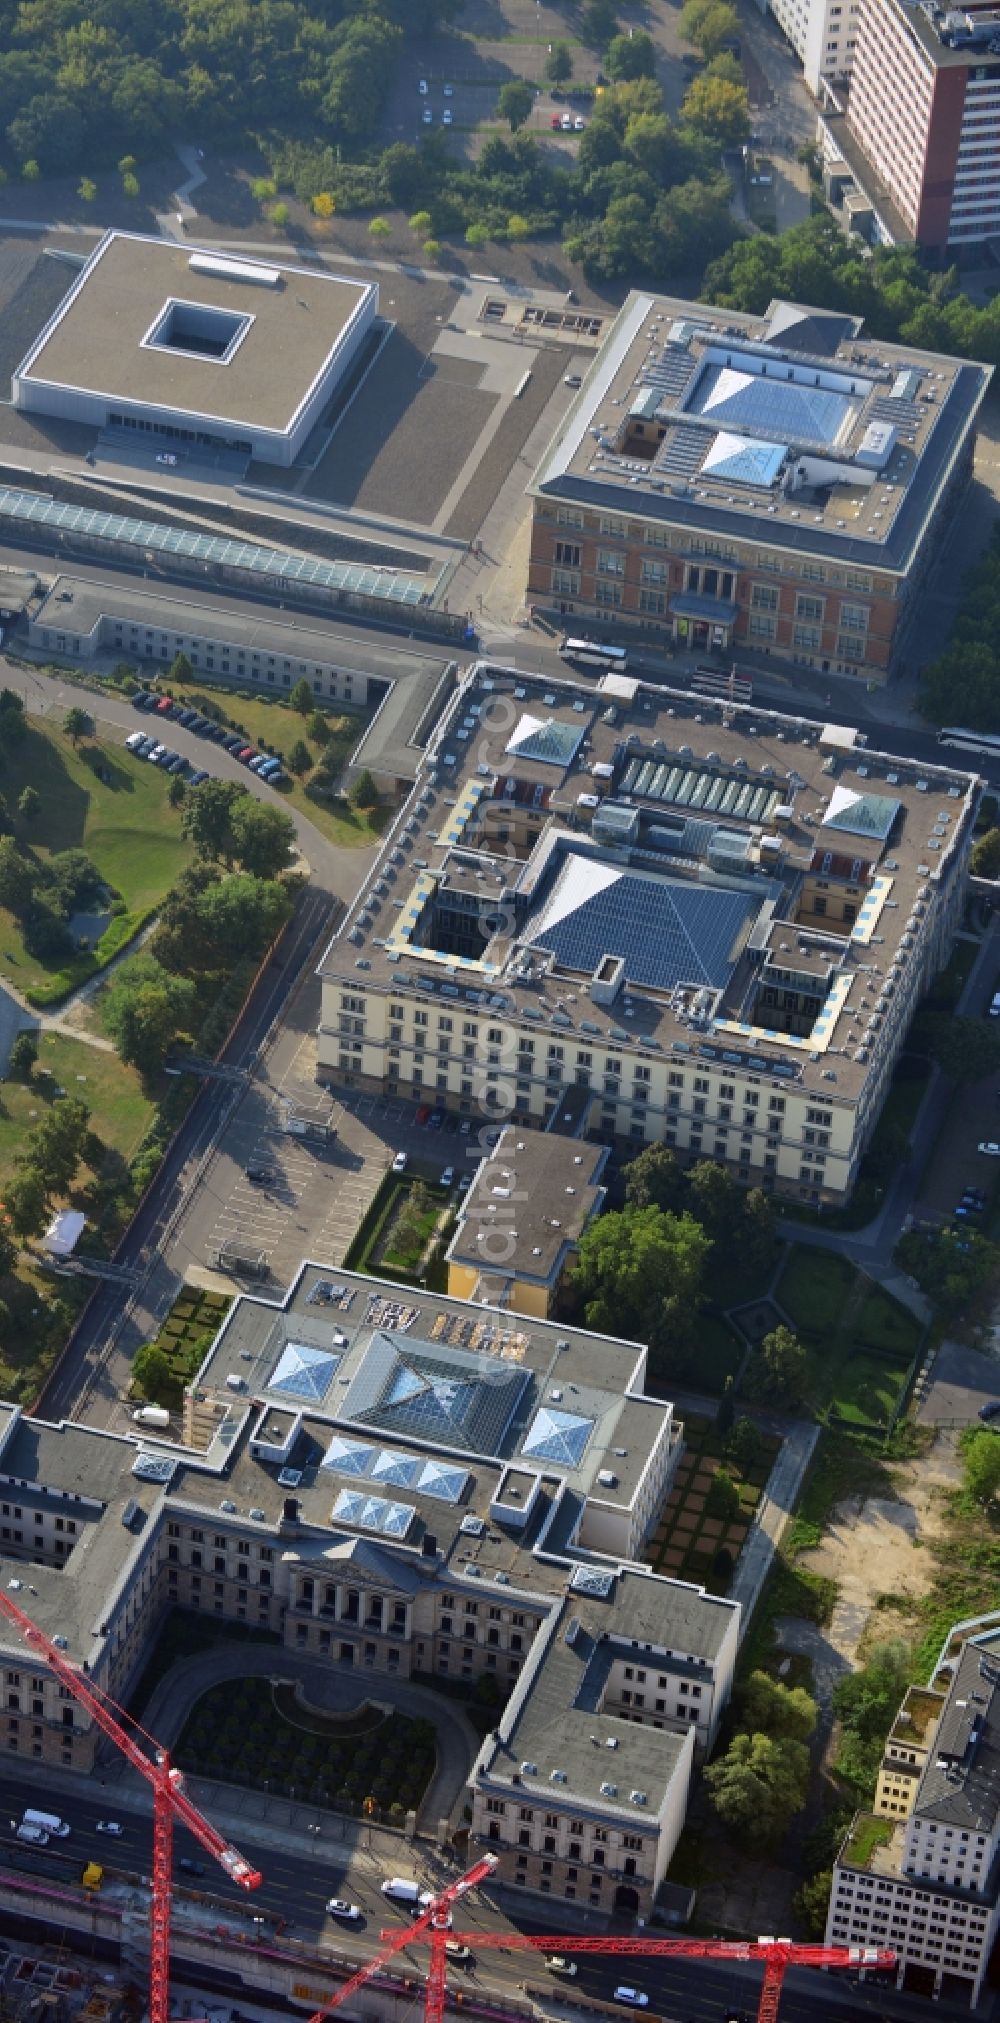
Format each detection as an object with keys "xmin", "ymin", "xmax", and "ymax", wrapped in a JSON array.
[
  {"xmin": 765, "ymin": 0, "xmax": 861, "ymax": 93},
  {"xmin": 13, "ymin": 231, "xmax": 377, "ymax": 467}
]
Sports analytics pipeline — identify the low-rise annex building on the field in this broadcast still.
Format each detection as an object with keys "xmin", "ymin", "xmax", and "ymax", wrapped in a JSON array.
[
  {"xmin": 316, "ymin": 661, "xmax": 979, "ymax": 1207},
  {"xmin": 445, "ymin": 1124, "xmax": 608, "ymax": 1317},
  {"xmin": 0, "ymin": 1264, "xmax": 737, "ymax": 1918}
]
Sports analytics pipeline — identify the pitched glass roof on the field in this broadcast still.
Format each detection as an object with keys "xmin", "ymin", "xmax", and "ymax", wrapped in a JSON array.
[
  {"xmin": 823, "ymin": 784, "xmax": 901, "ymax": 842},
  {"xmin": 522, "ymin": 1405, "xmax": 594, "ymax": 1469},
  {"xmin": 688, "ymin": 364, "xmax": 855, "ymax": 446},
  {"xmin": 701, "ymin": 430, "xmax": 786, "ymax": 489},
  {"xmin": 0, "ymin": 486, "xmax": 427, "ymax": 605},
  {"xmin": 268, "ymin": 1341, "xmax": 340, "ymax": 1402},
  {"xmin": 505, "ymin": 712, "xmax": 586, "ymax": 770},
  {"xmin": 342, "ymin": 1331, "xmax": 531, "ymax": 1456},
  {"xmin": 319, "ymin": 1431, "xmax": 470, "ymax": 1504},
  {"xmin": 526, "ymin": 856, "xmax": 758, "ymax": 993},
  {"xmin": 331, "ymin": 1489, "xmax": 415, "ymax": 1537}
]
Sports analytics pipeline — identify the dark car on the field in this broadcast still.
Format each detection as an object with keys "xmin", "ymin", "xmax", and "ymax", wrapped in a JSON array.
[
  {"xmin": 178, "ymin": 1858, "xmax": 206, "ymax": 1877},
  {"xmin": 131, "ymin": 691, "xmax": 153, "ymax": 709},
  {"xmin": 246, "ymin": 1162, "xmax": 275, "ymax": 1185},
  {"xmin": 178, "ymin": 708, "xmax": 198, "ymax": 726},
  {"xmin": 222, "ymin": 734, "xmax": 243, "ymax": 752},
  {"xmin": 188, "ymin": 769, "xmax": 209, "ymax": 786},
  {"xmin": 443, "ymin": 1113, "xmax": 460, "ymax": 1135},
  {"xmin": 190, "ymin": 716, "xmax": 209, "ymax": 733},
  {"xmin": 428, "ymin": 1109, "xmax": 444, "ymax": 1130},
  {"xmin": 979, "ymin": 1401, "xmax": 1000, "ymax": 1422}
]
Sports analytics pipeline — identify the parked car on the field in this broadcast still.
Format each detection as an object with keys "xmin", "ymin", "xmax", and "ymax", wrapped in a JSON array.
[
  {"xmin": 564, "ymin": 373, "xmax": 582, "ymax": 388},
  {"xmin": 155, "ymin": 697, "xmax": 174, "ymax": 715},
  {"xmin": 613, "ymin": 1992, "xmax": 648, "ymax": 2009},
  {"xmin": 441, "ymin": 1166, "xmax": 455, "ymax": 1189},
  {"xmin": 125, "ymin": 731, "xmax": 145, "ymax": 750},
  {"xmin": 979, "ymin": 1401, "xmax": 1000, "ymax": 1422},
  {"xmin": 574, "ymin": 115, "xmax": 585, "ymax": 129},
  {"xmin": 178, "ymin": 708, "xmax": 198, "ymax": 726},
  {"xmin": 546, "ymin": 1960, "xmax": 577, "ymax": 1978},
  {"xmin": 442, "ymin": 108, "xmax": 452, "ymax": 124},
  {"xmin": 246, "ymin": 1163, "xmax": 275, "ymax": 1185},
  {"xmin": 222, "ymin": 734, "xmax": 243, "ymax": 751},
  {"xmin": 167, "ymin": 756, "xmax": 187, "ymax": 774},
  {"xmin": 237, "ymin": 746, "xmax": 256, "ymax": 764},
  {"xmin": 418, "ymin": 78, "xmax": 428, "ymax": 93},
  {"xmin": 422, "ymin": 107, "xmax": 432, "ymax": 123},
  {"xmin": 990, "ymin": 991, "xmax": 1000, "ymax": 1018},
  {"xmin": 131, "ymin": 691, "xmax": 153, "ymax": 709},
  {"xmin": 979, "ymin": 1142, "xmax": 1000, "ymax": 1157},
  {"xmin": 443, "ymin": 82, "xmax": 454, "ymax": 96},
  {"xmin": 560, "ymin": 112, "xmax": 572, "ymax": 129},
  {"xmin": 550, "ymin": 113, "xmax": 562, "ymax": 128},
  {"xmin": 189, "ymin": 769, "xmax": 209, "ymax": 786},
  {"xmin": 392, "ymin": 1152, "xmax": 408, "ymax": 1173},
  {"xmin": 415, "ymin": 1105, "xmax": 431, "ymax": 1125},
  {"xmin": 428, "ymin": 1109, "xmax": 444, "ymax": 1130}
]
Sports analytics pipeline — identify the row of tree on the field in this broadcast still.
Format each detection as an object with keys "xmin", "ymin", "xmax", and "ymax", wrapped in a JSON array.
[
  {"xmin": 704, "ymin": 212, "xmax": 1000, "ymax": 367},
  {"xmin": 705, "ymin": 1666, "xmax": 817, "ymax": 1845},
  {"xmin": 100, "ymin": 780, "xmax": 297, "ymax": 1077},
  {"xmin": 918, "ymin": 526, "xmax": 1000, "ymax": 731}
]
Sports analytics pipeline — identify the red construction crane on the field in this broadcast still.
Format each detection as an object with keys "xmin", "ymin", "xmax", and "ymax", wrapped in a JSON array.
[
  {"xmin": 303, "ymin": 1855, "xmax": 894, "ymax": 2023},
  {"xmin": 0, "ymin": 1589, "xmax": 262, "ymax": 2023}
]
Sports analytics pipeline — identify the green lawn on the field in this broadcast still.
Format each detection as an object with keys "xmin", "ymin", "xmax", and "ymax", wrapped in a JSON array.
[
  {"xmin": 0, "ymin": 720, "xmax": 193, "ymax": 1000},
  {"xmin": 774, "ymin": 1246, "xmax": 921, "ymax": 1425},
  {"xmin": 0, "ymin": 1032, "xmax": 154, "ymax": 1191},
  {"xmin": 698, "ymin": 1312, "xmax": 745, "ymax": 1391}
]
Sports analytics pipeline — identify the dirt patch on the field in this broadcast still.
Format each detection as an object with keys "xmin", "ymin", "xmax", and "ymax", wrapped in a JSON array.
[{"xmin": 794, "ymin": 1431, "xmax": 962, "ymax": 1670}]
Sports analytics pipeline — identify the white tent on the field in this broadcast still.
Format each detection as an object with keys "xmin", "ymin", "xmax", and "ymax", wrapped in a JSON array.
[{"xmin": 41, "ymin": 1209, "xmax": 85, "ymax": 1256}]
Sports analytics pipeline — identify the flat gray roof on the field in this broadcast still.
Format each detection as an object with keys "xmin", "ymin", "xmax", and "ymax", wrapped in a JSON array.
[
  {"xmin": 16, "ymin": 232, "xmax": 375, "ymax": 437},
  {"xmin": 447, "ymin": 1125, "xmax": 607, "ymax": 1287}
]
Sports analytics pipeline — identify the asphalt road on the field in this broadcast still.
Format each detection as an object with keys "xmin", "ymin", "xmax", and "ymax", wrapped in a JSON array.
[
  {"xmin": 0, "ymin": 1765, "xmax": 937, "ymax": 2023},
  {"xmin": 36, "ymin": 881, "xmax": 336, "ymax": 1422}
]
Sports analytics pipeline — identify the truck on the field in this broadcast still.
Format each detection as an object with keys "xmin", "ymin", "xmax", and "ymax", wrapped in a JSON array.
[
  {"xmin": 22, "ymin": 1809, "xmax": 70, "ymax": 1837},
  {"xmin": 80, "ymin": 1862, "xmax": 103, "ymax": 1892},
  {"xmin": 380, "ymin": 1878, "xmax": 428, "ymax": 1906},
  {"xmin": 133, "ymin": 1405, "xmax": 170, "ymax": 1429}
]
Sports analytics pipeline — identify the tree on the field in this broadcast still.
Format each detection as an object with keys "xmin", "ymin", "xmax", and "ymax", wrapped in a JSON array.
[
  {"xmin": 679, "ymin": 0, "xmax": 741, "ymax": 57},
  {"xmin": 16, "ymin": 787, "xmax": 39, "ymax": 823},
  {"xmin": 369, "ymin": 215, "xmax": 391, "ymax": 237},
  {"xmin": 132, "ymin": 1342, "xmax": 174, "ymax": 1404},
  {"xmin": 311, "ymin": 191, "xmax": 335, "ymax": 218},
  {"xmin": 122, "ymin": 171, "xmax": 140, "ymax": 199},
  {"xmin": 409, "ymin": 210, "xmax": 433, "ymax": 237},
  {"xmin": 168, "ymin": 652, "xmax": 193, "ymax": 686},
  {"xmin": 190, "ymin": 874, "xmax": 292, "ymax": 962},
  {"xmin": 972, "ymin": 828, "xmax": 1000, "ymax": 879},
  {"xmin": 924, "ymin": 1014, "xmax": 1000, "ymax": 1083},
  {"xmin": 289, "ymin": 677, "xmax": 315, "ymax": 716},
  {"xmin": 726, "ymin": 1415, "xmax": 763, "ymax": 1475},
  {"xmin": 739, "ymin": 1669, "xmax": 818, "ymax": 1744},
  {"xmin": 896, "ymin": 1225, "xmax": 998, "ymax": 1317},
  {"xmin": 181, "ymin": 778, "xmax": 246, "ymax": 862},
  {"xmin": 289, "ymin": 738, "xmax": 313, "ymax": 776},
  {"xmin": 0, "ymin": 703, "xmax": 26, "ymax": 752},
  {"xmin": 963, "ymin": 1427, "xmax": 1000, "ymax": 1505},
  {"xmin": 715, "ymin": 1374, "xmax": 735, "ymax": 1440},
  {"xmin": 833, "ymin": 1642, "xmax": 913, "ymax": 1793},
  {"xmin": 606, "ymin": 31, "xmax": 657, "ymax": 80},
  {"xmin": 704, "ymin": 1731, "xmax": 810, "ymax": 1843},
  {"xmin": 422, "ymin": 239, "xmax": 441, "ymax": 263},
  {"xmin": 8, "ymin": 1030, "xmax": 36, "ymax": 1081},
  {"xmin": 506, "ymin": 213, "xmax": 531, "ymax": 241},
  {"xmin": 2, "ymin": 1168, "xmax": 48, "ymax": 1240},
  {"xmin": 794, "ymin": 1869, "xmax": 832, "ymax": 1939},
  {"xmin": 63, "ymin": 706, "xmax": 92, "ymax": 746},
  {"xmin": 21, "ymin": 162, "xmax": 40, "ymax": 181},
  {"xmin": 22, "ymin": 1094, "xmax": 91, "ymax": 1195},
  {"xmin": 307, "ymin": 711, "xmax": 330, "ymax": 746},
  {"xmin": 270, "ymin": 201, "xmax": 290, "ymax": 229},
  {"xmin": 498, "ymin": 81, "xmax": 533, "ymax": 132},
  {"xmin": 681, "ymin": 72, "xmax": 750, "ymax": 146},
  {"xmin": 544, "ymin": 42, "xmax": 573, "ymax": 85},
  {"xmin": 688, "ymin": 1158, "xmax": 742, "ymax": 1242},
  {"xmin": 168, "ymin": 775, "xmax": 187, "ymax": 808},
  {"xmin": 624, "ymin": 1142, "xmax": 687, "ymax": 1214},
  {"xmin": 101, "ymin": 954, "xmax": 196, "ymax": 1077},
  {"xmin": 77, "ymin": 176, "xmax": 96, "ymax": 202},
  {"xmin": 735, "ymin": 1187, "xmax": 775, "ymax": 1275},
  {"xmin": 466, "ymin": 223, "xmax": 489, "ymax": 247},
  {"xmin": 705, "ymin": 1466, "xmax": 740, "ymax": 1522},
  {"xmin": 747, "ymin": 1325, "xmax": 808, "ymax": 1406},
  {"xmin": 580, "ymin": 0, "xmax": 619, "ymax": 46},
  {"xmin": 0, "ymin": 839, "xmax": 35, "ymax": 917},
  {"xmin": 349, "ymin": 768, "xmax": 379, "ymax": 809},
  {"xmin": 572, "ymin": 1204, "xmax": 711, "ymax": 1344},
  {"xmin": 229, "ymin": 799, "xmax": 296, "ymax": 879}
]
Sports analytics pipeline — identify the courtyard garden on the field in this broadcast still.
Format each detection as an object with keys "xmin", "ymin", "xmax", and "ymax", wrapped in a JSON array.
[
  {"xmin": 176, "ymin": 1676, "xmax": 437, "ymax": 1818},
  {"xmin": 642, "ymin": 1413, "xmax": 780, "ymax": 1595},
  {"xmin": 345, "ymin": 1174, "xmax": 454, "ymax": 1287},
  {"xmin": 130, "ymin": 1286, "xmax": 232, "ymax": 1407}
]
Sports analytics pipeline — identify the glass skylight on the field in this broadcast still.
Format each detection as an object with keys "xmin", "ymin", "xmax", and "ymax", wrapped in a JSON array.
[
  {"xmin": 331, "ymin": 1489, "xmax": 414, "ymax": 1537},
  {"xmin": 268, "ymin": 1342, "xmax": 340, "ymax": 1402},
  {"xmin": 522, "ymin": 1405, "xmax": 594, "ymax": 1469}
]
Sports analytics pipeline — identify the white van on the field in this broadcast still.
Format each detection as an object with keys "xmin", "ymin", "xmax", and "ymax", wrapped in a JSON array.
[
  {"xmin": 381, "ymin": 1878, "xmax": 421, "ymax": 1905},
  {"xmin": 16, "ymin": 1824, "xmax": 49, "ymax": 1844},
  {"xmin": 22, "ymin": 1808, "xmax": 70, "ymax": 1837}
]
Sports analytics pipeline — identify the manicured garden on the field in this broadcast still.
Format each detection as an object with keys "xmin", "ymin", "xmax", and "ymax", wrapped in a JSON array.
[
  {"xmin": 131, "ymin": 1286, "xmax": 231, "ymax": 1405},
  {"xmin": 0, "ymin": 717, "xmax": 193, "ymax": 1004},
  {"xmin": 775, "ymin": 1248, "xmax": 921, "ymax": 1427},
  {"xmin": 176, "ymin": 1676, "xmax": 437, "ymax": 1817},
  {"xmin": 346, "ymin": 1174, "xmax": 453, "ymax": 1286},
  {"xmin": 642, "ymin": 1413, "xmax": 779, "ymax": 1595}
]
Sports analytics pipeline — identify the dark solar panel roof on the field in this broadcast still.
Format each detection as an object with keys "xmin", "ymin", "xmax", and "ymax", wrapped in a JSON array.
[{"xmin": 527, "ymin": 859, "xmax": 758, "ymax": 992}]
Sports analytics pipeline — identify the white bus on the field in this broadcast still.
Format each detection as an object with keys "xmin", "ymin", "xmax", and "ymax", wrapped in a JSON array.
[
  {"xmin": 559, "ymin": 637, "xmax": 628, "ymax": 673},
  {"xmin": 937, "ymin": 727, "xmax": 1000, "ymax": 759}
]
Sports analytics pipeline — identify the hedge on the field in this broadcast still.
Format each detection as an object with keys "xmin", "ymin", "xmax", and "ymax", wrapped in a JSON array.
[{"xmin": 24, "ymin": 905, "xmax": 157, "ymax": 1007}]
